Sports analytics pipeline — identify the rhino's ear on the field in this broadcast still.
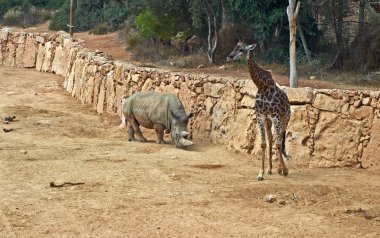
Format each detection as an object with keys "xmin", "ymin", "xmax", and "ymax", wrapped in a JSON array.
[
  {"xmin": 188, "ymin": 112, "xmax": 194, "ymax": 119},
  {"xmin": 170, "ymin": 110, "xmax": 180, "ymax": 120}
]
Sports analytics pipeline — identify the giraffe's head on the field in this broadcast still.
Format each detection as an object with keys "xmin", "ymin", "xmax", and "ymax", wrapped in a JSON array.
[{"xmin": 226, "ymin": 39, "xmax": 257, "ymax": 62}]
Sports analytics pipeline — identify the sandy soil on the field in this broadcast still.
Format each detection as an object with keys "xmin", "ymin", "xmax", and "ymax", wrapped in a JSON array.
[{"xmin": 0, "ymin": 66, "xmax": 380, "ymax": 237}]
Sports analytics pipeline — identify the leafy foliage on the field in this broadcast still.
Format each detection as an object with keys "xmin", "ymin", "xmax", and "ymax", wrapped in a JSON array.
[
  {"xmin": 50, "ymin": 0, "xmax": 128, "ymax": 31},
  {"xmin": 134, "ymin": 10, "xmax": 158, "ymax": 39},
  {"xmin": 0, "ymin": 0, "xmax": 378, "ymax": 74}
]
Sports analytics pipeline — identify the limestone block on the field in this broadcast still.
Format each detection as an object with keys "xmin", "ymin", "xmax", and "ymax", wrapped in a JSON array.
[
  {"xmin": 15, "ymin": 43, "xmax": 25, "ymax": 67},
  {"xmin": 3, "ymin": 41, "xmax": 16, "ymax": 66},
  {"xmin": 92, "ymin": 72, "xmax": 102, "ymax": 107},
  {"xmin": 72, "ymin": 58, "xmax": 86, "ymax": 98},
  {"xmin": 312, "ymin": 93, "xmax": 342, "ymax": 112},
  {"xmin": 361, "ymin": 117, "xmax": 380, "ymax": 169},
  {"xmin": 0, "ymin": 27, "xmax": 10, "ymax": 41},
  {"xmin": 51, "ymin": 44, "xmax": 70, "ymax": 75},
  {"xmin": 362, "ymin": 97, "xmax": 371, "ymax": 106},
  {"xmin": 0, "ymin": 43, "xmax": 3, "ymax": 63},
  {"xmin": 209, "ymin": 85, "xmax": 236, "ymax": 141},
  {"xmin": 141, "ymin": 78, "xmax": 153, "ymax": 92},
  {"xmin": 65, "ymin": 47, "xmax": 79, "ymax": 76},
  {"xmin": 97, "ymin": 76, "xmax": 106, "ymax": 113},
  {"xmin": 282, "ymin": 87, "xmax": 314, "ymax": 104},
  {"xmin": 115, "ymin": 82, "xmax": 123, "ymax": 117},
  {"xmin": 80, "ymin": 64, "xmax": 96, "ymax": 104},
  {"xmin": 35, "ymin": 44, "xmax": 45, "ymax": 71},
  {"xmin": 370, "ymin": 98, "xmax": 377, "ymax": 108},
  {"xmin": 203, "ymin": 82, "xmax": 225, "ymax": 98},
  {"xmin": 349, "ymin": 106, "xmax": 374, "ymax": 120},
  {"xmin": 23, "ymin": 35, "xmax": 37, "ymax": 68},
  {"xmin": 369, "ymin": 91, "xmax": 380, "ymax": 99},
  {"xmin": 310, "ymin": 112, "xmax": 361, "ymax": 168},
  {"xmin": 41, "ymin": 41, "xmax": 54, "ymax": 72},
  {"xmin": 341, "ymin": 103, "xmax": 350, "ymax": 114},
  {"xmin": 224, "ymin": 108, "xmax": 256, "ymax": 153},
  {"xmin": 82, "ymin": 75, "xmax": 95, "ymax": 104},
  {"xmin": 239, "ymin": 79, "xmax": 257, "ymax": 97},
  {"xmin": 241, "ymin": 95, "xmax": 255, "ymax": 108},
  {"xmin": 131, "ymin": 73, "xmax": 140, "ymax": 83},
  {"xmin": 105, "ymin": 70, "xmax": 116, "ymax": 113},
  {"xmin": 17, "ymin": 32, "xmax": 26, "ymax": 44},
  {"xmin": 191, "ymin": 111, "xmax": 212, "ymax": 141},
  {"xmin": 286, "ymin": 106, "xmax": 312, "ymax": 166},
  {"xmin": 178, "ymin": 82, "xmax": 194, "ymax": 111},
  {"xmin": 35, "ymin": 35, "xmax": 45, "ymax": 44},
  {"xmin": 65, "ymin": 65, "xmax": 75, "ymax": 93},
  {"xmin": 205, "ymin": 97, "xmax": 216, "ymax": 116},
  {"xmin": 156, "ymin": 83, "xmax": 176, "ymax": 94},
  {"xmin": 195, "ymin": 87, "xmax": 203, "ymax": 94}
]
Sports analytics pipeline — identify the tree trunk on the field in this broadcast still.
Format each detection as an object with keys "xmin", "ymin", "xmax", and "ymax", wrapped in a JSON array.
[
  {"xmin": 296, "ymin": 17, "xmax": 311, "ymax": 62},
  {"xmin": 69, "ymin": 0, "xmax": 74, "ymax": 37},
  {"xmin": 204, "ymin": 0, "xmax": 219, "ymax": 64},
  {"xmin": 329, "ymin": 0, "xmax": 345, "ymax": 69},
  {"xmin": 287, "ymin": 0, "xmax": 300, "ymax": 88},
  {"xmin": 358, "ymin": 0, "xmax": 366, "ymax": 33}
]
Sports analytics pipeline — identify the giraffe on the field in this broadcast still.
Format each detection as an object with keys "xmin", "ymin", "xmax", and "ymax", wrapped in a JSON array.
[{"xmin": 227, "ymin": 39, "xmax": 292, "ymax": 181}]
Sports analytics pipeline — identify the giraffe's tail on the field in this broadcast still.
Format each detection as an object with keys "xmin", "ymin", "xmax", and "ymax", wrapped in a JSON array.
[{"xmin": 282, "ymin": 131, "xmax": 292, "ymax": 161}]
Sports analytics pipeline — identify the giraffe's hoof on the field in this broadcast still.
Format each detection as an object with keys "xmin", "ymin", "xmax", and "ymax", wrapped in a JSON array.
[
  {"xmin": 277, "ymin": 167, "xmax": 283, "ymax": 174},
  {"xmin": 282, "ymin": 168, "xmax": 289, "ymax": 176},
  {"xmin": 257, "ymin": 175, "xmax": 264, "ymax": 181},
  {"xmin": 266, "ymin": 169, "xmax": 272, "ymax": 175},
  {"xmin": 128, "ymin": 138, "xmax": 135, "ymax": 142}
]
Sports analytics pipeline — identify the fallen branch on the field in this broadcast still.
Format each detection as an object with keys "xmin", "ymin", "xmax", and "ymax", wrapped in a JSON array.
[{"xmin": 50, "ymin": 181, "xmax": 85, "ymax": 188}]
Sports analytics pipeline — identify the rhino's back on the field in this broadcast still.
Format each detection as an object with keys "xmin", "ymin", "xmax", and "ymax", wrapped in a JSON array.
[{"xmin": 125, "ymin": 92, "xmax": 183, "ymax": 129}]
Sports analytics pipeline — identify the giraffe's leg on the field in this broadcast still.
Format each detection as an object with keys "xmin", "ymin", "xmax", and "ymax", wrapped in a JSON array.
[
  {"xmin": 273, "ymin": 119, "xmax": 288, "ymax": 176},
  {"xmin": 257, "ymin": 116, "xmax": 266, "ymax": 181},
  {"xmin": 265, "ymin": 120, "xmax": 273, "ymax": 175}
]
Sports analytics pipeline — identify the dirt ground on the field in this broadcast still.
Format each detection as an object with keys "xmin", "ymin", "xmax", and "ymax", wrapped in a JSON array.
[{"xmin": 1, "ymin": 66, "xmax": 380, "ymax": 237}]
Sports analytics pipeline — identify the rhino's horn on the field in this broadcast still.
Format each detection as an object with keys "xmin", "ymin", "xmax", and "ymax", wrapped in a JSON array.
[
  {"xmin": 179, "ymin": 137, "xmax": 193, "ymax": 146},
  {"xmin": 180, "ymin": 131, "xmax": 190, "ymax": 138}
]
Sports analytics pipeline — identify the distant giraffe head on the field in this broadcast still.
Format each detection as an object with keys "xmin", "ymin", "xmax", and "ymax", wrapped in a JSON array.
[{"xmin": 226, "ymin": 39, "xmax": 258, "ymax": 62}]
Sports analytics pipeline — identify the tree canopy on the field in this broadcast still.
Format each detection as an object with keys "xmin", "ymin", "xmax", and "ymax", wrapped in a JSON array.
[{"xmin": 0, "ymin": 0, "xmax": 379, "ymax": 72}]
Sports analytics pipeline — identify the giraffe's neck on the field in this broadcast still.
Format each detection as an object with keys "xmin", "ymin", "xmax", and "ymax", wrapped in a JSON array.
[{"xmin": 247, "ymin": 51, "xmax": 271, "ymax": 90}]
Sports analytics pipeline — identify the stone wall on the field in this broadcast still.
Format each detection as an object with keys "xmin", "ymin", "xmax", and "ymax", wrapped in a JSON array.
[{"xmin": 1, "ymin": 28, "xmax": 379, "ymax": 169}]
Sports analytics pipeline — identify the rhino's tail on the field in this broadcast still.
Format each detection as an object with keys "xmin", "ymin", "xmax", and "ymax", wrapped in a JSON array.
[{"xmin": 281, "ymin": 131, "xmax": 292, "ymax": 161}]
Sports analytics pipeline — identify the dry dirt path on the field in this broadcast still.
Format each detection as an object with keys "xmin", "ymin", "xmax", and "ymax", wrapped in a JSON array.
[{"xmin": 0, "ymin": 67, "xmax": 380, "ymax": 237}]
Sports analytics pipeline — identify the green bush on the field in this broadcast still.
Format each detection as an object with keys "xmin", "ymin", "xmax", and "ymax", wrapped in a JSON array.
[
  {"xmin": 103, "ymin": 1, "xmax": 128, "ymax": 30},
  {"xmin": 49, "ymin": 1, "xmax": 70, "ymax": 31},
  {"xmin": 50, "ymin": 0, "xmax": 127, "ymax": 32},
  {"xmin": 2, "ymin": 8, "xmax": 21, "ymax": 26},
  {"xmin": 132, "ymin": 40, "xmax": 176, "ymax": 62},
  {"xmin": 89, "ymin": 22, "xmax": 111, "ymax": 35},
  {"xmin": 2, "ymin": 7, "xmax": 51, "ymax": 27},
  {"xmin": 134, "ymin": 10, "xmax": 158, "ymax": 39},
  {"xmin": 118, "ymin": 19, "xmax": 142, "ymax": 49}
]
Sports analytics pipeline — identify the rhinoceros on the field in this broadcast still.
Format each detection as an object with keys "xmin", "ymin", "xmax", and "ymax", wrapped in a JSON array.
[{"xmin": 121, "ymin": 92, "xmax": 194, "ymax": 148}]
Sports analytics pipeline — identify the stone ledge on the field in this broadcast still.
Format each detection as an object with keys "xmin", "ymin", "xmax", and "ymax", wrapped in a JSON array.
[{"xmin": 1, "ymin": 27, "xmax": 379, "ymax": 169}]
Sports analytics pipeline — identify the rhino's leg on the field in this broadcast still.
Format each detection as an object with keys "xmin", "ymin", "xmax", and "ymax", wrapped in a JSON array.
[
  {"xmin": 126, "ymin": 115, "xmax": 147, "ymax": 142},
  {"xmin": 154, "ymin": 123, "xmax": 166, "ymax": 144},
  {"xmin": 127, "ymin": 123, "xmax": 136, "ymax": 141}
]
